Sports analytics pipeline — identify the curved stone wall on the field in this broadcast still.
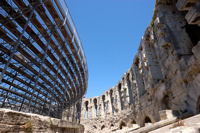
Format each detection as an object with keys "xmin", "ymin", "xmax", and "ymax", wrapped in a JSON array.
[{"xmin": 80, "ymin": 0, "xmax": 200, "ymax": 132}]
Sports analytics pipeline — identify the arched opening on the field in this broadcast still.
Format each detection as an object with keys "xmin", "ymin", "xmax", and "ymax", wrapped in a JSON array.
[
  {"xmin": 131, "ymin": 120, "xmax": 136, "ymax": 124},
  {"xmin": 102, "ymin": 95, "xmax": 106, "ymax": 115},
  {"xmin": 93, "ymin": 98, "xmax": 97, "ymax": 117},
  {"xmin": 144, "ymin": 116, "xmax": 152, "ymax": 125},
  {"xmin": 127, "ymin": 73, "xmax": 130, "ymax": 82},
  {"xmin": 185, "ymin": 23, "xmax": 200, "ymax": 47},
  {"xmin": 134, "ymin": 57, "xmax": 139, "ymax": 67},
  {"xmin": 118, "ymin": 83, "xmax": 121, "ymax": 90},
  {"xmin": 110, "ymin": 89, "xmax": 113, "ymax": 97},
  {"xmin": 85, "ymin": 101, "xmax": 88, "ymax": 119},
  {"xmin": 101, "ymin": 125, "xmax": 105, "ymax": 130},
  {"xmin": 162, "ymin": 95, "xmax": 170, "ymax": 110},
  {"xmin": 196, "ymin": 96, "xmax": 200, "ymax": 114},
  {"xmin": 119, "ymin": 121, "xmax": 126, "ymax": 129},
  {"xmin": 110, "ymin": 89, "xmax": 114, "ymax": 113},
  {"xmin": 118, "ymin": 83, "xmax": 123, "ymax": 110}
]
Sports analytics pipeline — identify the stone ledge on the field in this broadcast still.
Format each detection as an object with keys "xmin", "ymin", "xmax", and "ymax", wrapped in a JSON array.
[
  {"xmin": 0, "ymin": 108, "xmax": 84, "ymax": 133},
  {"xmin": 128, "ymin": 118, "xmax": 177, "ymax": 133}
]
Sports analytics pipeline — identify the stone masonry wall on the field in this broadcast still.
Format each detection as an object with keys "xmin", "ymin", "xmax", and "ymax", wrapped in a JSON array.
[
  {"xmin": 80, "ymin": 0, "xmax": 200, "ymax": 132},
  {"xmin": 0, "ymin": 108, "xmax": 84, "ymax": 133}
]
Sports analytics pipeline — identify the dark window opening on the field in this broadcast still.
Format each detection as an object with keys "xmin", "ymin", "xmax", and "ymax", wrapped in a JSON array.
[
  {"xmin": 85, "ymin": 101, "xmax": 89, "ymax": 119},
  {"xmin": 162, "ymin": 95, "xmax": 170, "ymax": 110},
  {"xmin": 185, "ymin": 24, "xmax": 200, "ymax": 47},
  {"xmin": 134, "ymin": 58, "xmax": 139, "ymax": 67},
  {"xmin": 119, "ymin": 121, "xmax": 126, "ymax": 129},
  {"xmin": 144, "ymin": 117, "xmax": 152, "ymax": 123},
  {"xmin": 185, "ymin": 2, "xmax": 195, "ymax": 8},
  {"xmin": 118, "ymin": 83, "xmax": 121, "ymax": 90},
  {"xmin": 131, "ymin": 120, "xmax": 136, "ymax": 124},
  {"xmin": 94, "ymin": 98, "xmax": 97, "ymax": 117},
  {"xmin": 101, "ymin": 125, "xmax": 105, "ymax": 130}
]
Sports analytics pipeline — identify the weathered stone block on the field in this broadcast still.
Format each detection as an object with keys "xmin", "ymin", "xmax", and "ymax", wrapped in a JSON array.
[
  {"xmin": 192, "ymin": 41, "xmax": 200, "ymax": 60},
  {"xmin": 0, "ymin": 109, "xmax": 84, "ymax": 133},
  {"xmin": 159, "ymin": 110, "xmax": 177, "ymax": 120},
  {"xmin": 186, "ymin": 6, "xmax": 200, "ymax": 24},
  {"xmin": 176, "ymin": 0, "xmax": 198, "ymax": 11}
]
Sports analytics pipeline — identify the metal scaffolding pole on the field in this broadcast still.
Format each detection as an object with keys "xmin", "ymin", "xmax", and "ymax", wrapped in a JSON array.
[
  {"xmin": 0, "ymin": 3, "xmax": 37, "ymax": 83},
  {"xmin": 28, "ymin": 25, "xmax": 54, "ymax": 111},
  {"xmin": 0, "ymin": 0, "xmax": 88, "ymax": 120}
]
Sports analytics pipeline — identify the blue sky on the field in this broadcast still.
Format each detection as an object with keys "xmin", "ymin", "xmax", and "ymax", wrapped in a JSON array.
[{"xmin": 67, "ymin": 0, "xmax": 155, "ymax": 98}]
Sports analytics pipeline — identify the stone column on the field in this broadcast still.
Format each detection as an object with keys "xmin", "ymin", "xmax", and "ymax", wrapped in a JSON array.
[
  {"xmin": 127, "ymin": 72, "xmax": 134, "ymax": 104},
  {"xmin": 97, "ymin": 97, "xmax": 102, "ymax": 117},
  {"xmin": 133, "ymin": 54, "xmax": 145, "ymax": 97},
  {"xmin": 87, "ymin": 101, "xmax": 93, "ymax": 119},
  {"xmin": 143, "ymin": 39, "xmax": 164, "ymax": 84},
  {"xmin": 109, "ymin": 90, "xmax": 114, "ymax": 114},
  {"xmin": 80, "ymin": 106, "xmax": 86, "ymax": 121},
  {"xmin": 117, "ymin": 83, "xmax": 123, "ymax": 110}
]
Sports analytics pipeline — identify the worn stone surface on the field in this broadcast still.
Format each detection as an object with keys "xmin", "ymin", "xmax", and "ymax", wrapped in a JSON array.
[
  {"xmin": 0, "ymin": 108, "xmax": 84, "ymax": 133},
  {"xmin": 79, "ymin": 0, "xmax": 200, "ymax": 132},
  {"xmin": 150, "ymin": 114, "xmax": 200, "ymax": 133}
]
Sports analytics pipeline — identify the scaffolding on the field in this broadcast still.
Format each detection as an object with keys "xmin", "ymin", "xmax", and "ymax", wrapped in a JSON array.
[{"xmin": 0, "ymin": 0, "xmax": 88, "ymax": 119}]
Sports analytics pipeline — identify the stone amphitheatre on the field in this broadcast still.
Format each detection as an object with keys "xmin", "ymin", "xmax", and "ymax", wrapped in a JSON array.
[{"xmin": 0, "ymin": 0, "xmax": 200, "ymax": 133}]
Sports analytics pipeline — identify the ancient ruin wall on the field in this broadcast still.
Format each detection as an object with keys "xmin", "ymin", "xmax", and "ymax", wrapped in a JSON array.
[
  {"xmin": 0, "ymin": 108, "xmax": 84, "ymax": 133},
  {"xmin": 81, "ymin": 0, "xmax": 200, "ymax": 132}
]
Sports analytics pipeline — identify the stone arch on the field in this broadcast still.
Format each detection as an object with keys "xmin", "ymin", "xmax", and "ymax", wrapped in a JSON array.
[
  {"xmin": 110, "ymin": 89, "xmax": 114, "ymax": 113},
  {"xmin": 102, "ymin": 95, "xmax": 105, "ymax": 101},
  {"xmin": 144, "ymin": 117, "xmax": 152, "ymax": 123},
  {"xmin": 127, "ymin": 73, "xmax": 130, "ymax": 82},
  {"xmin": 118, "ymin": 83, "xmax": 123, "ymax": 110},
  {"xmin": 143, "ymin": 116, "xmax": 153, "ymax": 126},
  {"xmin": 196, "ymin": 96, "xmax": 200, "ymax": 114},
  {"xmin": 118, "ymin": 83, "xmax": 121, "ymax": 91},
  {"xmin": 131, "ymin": 119, "xmax": 136, "ymax": 124},
  {"xmin": 101, "ymin": 125, "xmax": 105, "ymax": 130},
  {"xmin": 93, "ymin": 98, "xmax": 97, "ymax": 117},
  {"xmin": 122, "ymin": 77, "xmax": 125, "ymax": 82},
  {"xmin": 162, "ymin": 94, "xmax": 170, "ymax": 110},
  {"xmin": 134, "ymin": 57, "xmax": 139, "ymax": 67},
  {"xmin": 129, "ymin": 119, "xmax": 139, "ymax": 129},
  {"xmin": 102, "ymin": 95, "xmax": 106, "ymax": 115},
  {"xmin": 85, "ymin": 101, "xmax": 89, "ymax": 119},
  {"xmin": 185, "ymin": 23, "xmax": 200, "ymax": 47},
  {"xmin": 122, "ymin": 88, "xmax": 127, "ymax": 108},
  {"xmin": 119, "ymin": 121, "xmax": 126, "ymax": 129},
  {"xmin": 110, "ymin": 89, "xmax": 113, "ymax": 95}
]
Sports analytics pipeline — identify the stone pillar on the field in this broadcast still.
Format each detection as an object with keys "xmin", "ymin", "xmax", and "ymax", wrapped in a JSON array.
[
  {"xmin": 97, "ymin": 97, "xmax": 101, "ymax": 117},
  {"xmin": 109, "ymin": 90, "xmax": 114, "ymax": 114},
  {"xmin": 80, "ymin": 106, "xmax": 86, "ymax": 121},
  {"xmin": 97, "ymin": 97, "xmax": 104, "ymax": 118},
  {"xmin": 93, "ymin": 98, "xmax": 98, "ymax": 118},
  {"xmin": 117, "ymin": 83, "xmax": 123, "ymax": 110},
  {"xmin": 106, "ymin": 96, "xmax": 112, "ymax": 115},
  {"xmin": 133, "ymin": 55, "xmax": 145, "ymax": 97},
  {"xmin": 102, "ymin": 95, "xmax": 106, "ymax": 117},
  {"xmin": 87, "ymin": 101, "xmax": 93, "ymax": 119},
  {"xmin": 127, "ymin": 73, "xmax": 134, "ymax": 104},
  {"xmin": 154, "ymin": 14, "xmax": 193, "ymax": 58},
  {"xmin": 143, "ymin": 38, "xmax": 164, "ymax": 84}
]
